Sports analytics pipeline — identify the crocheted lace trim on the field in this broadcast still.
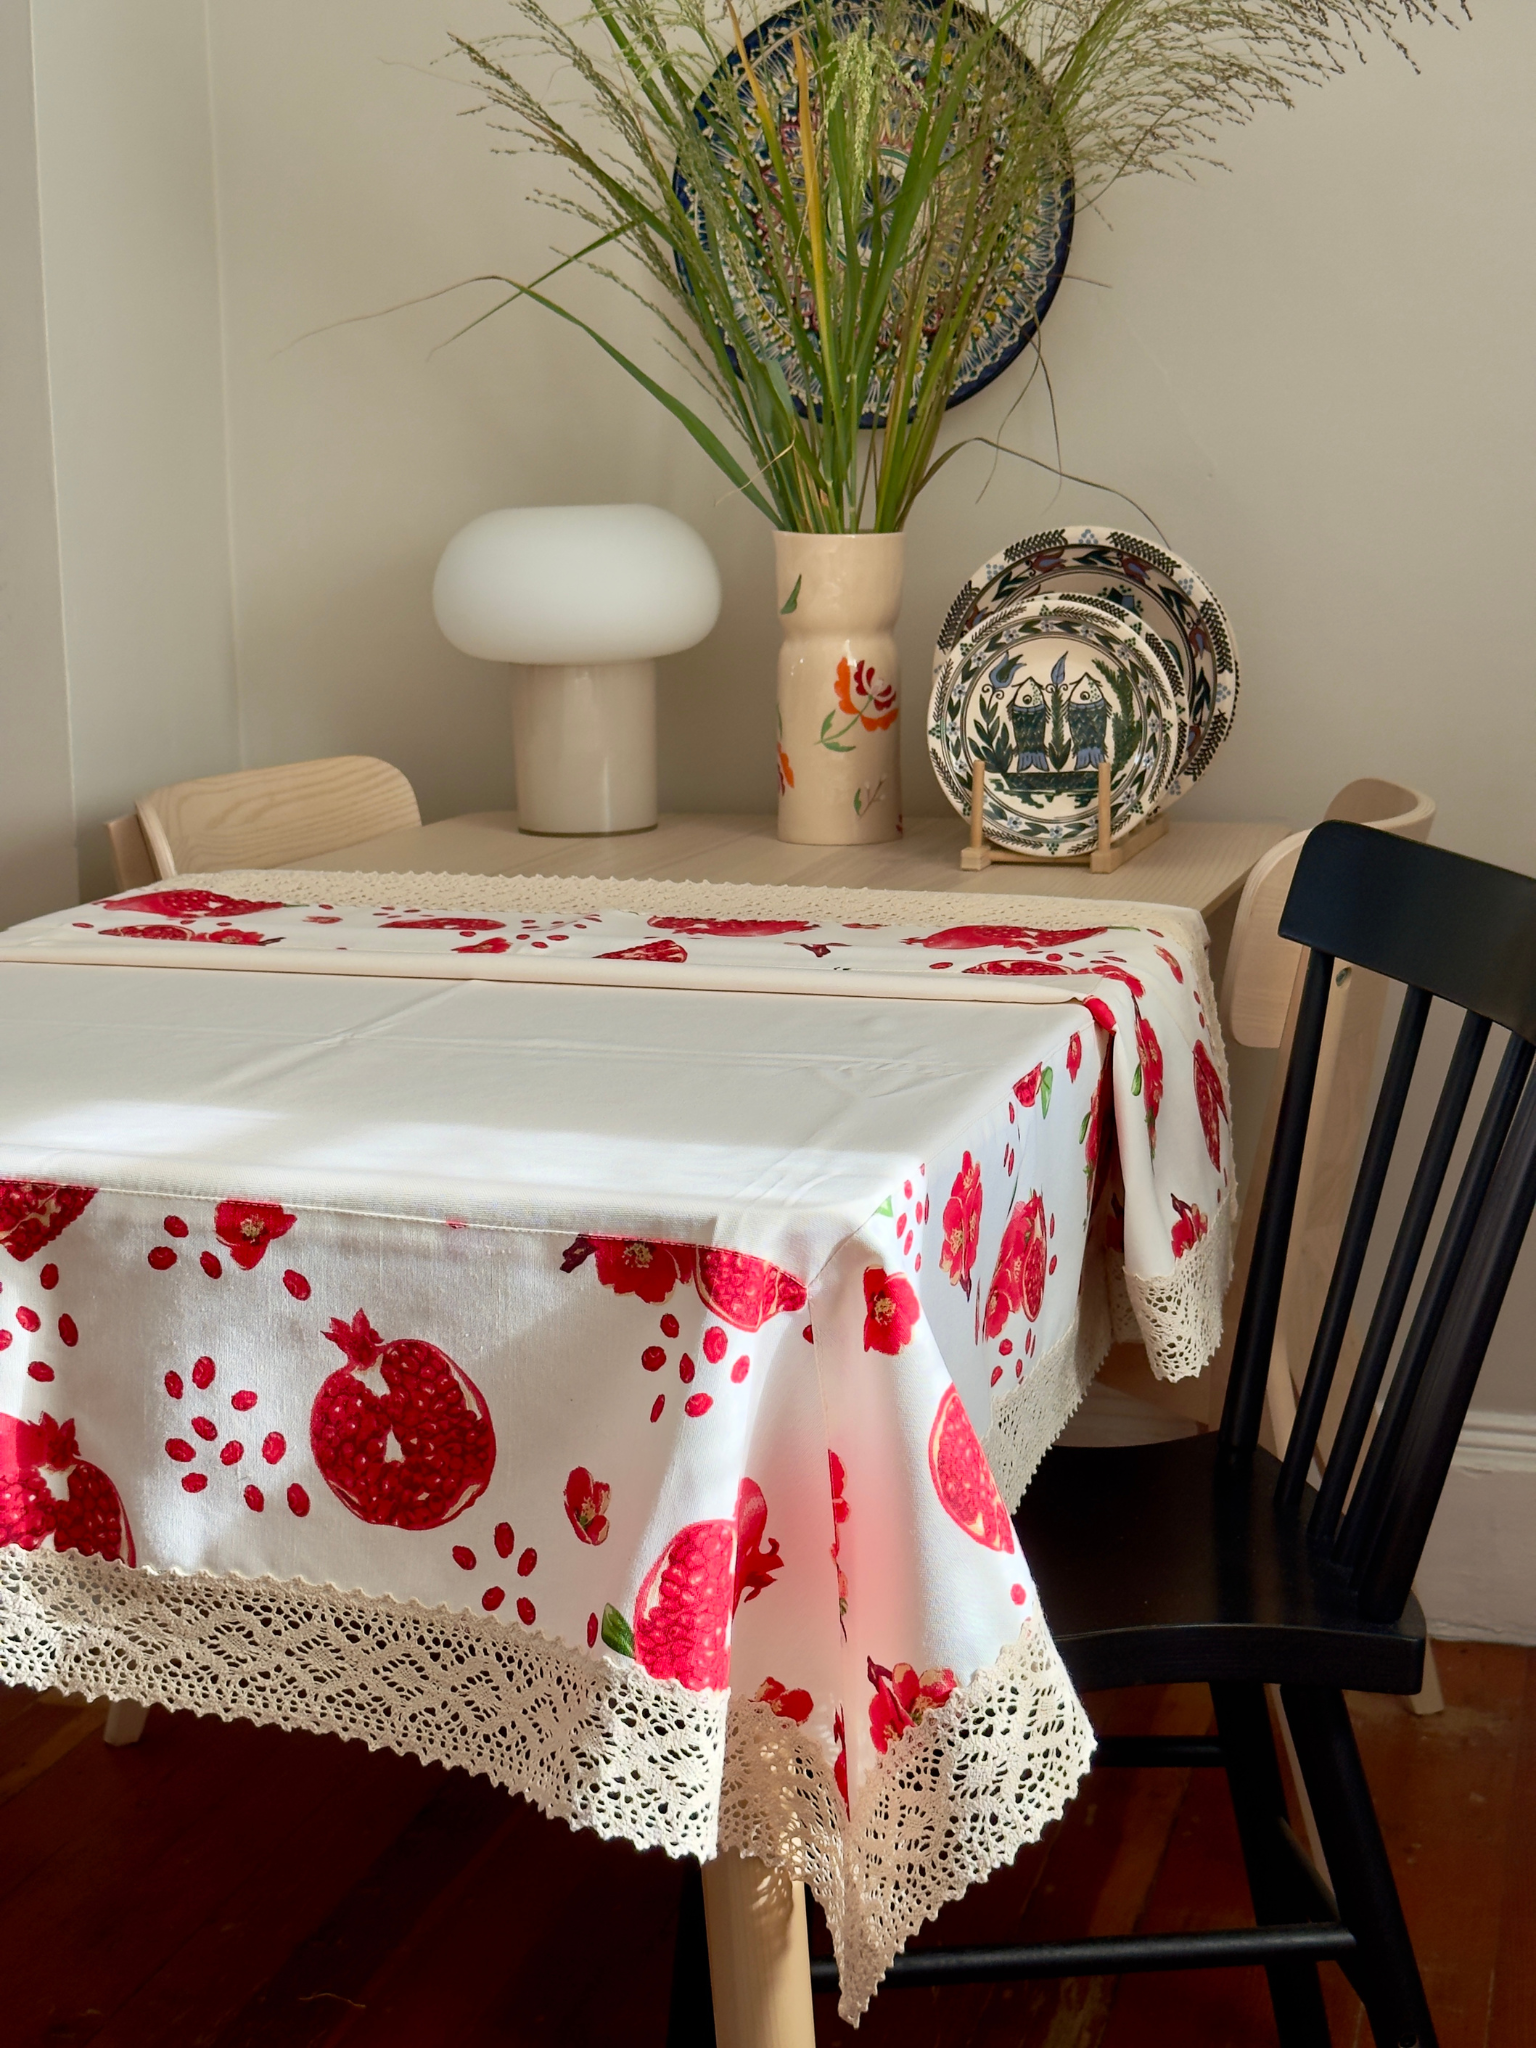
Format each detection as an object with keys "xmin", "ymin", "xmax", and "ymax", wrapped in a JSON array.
[
  {"xmin": 721, "ymin": 1613, "xmax": 1094, "ymax": 2023},
  {"xmin": 0, "ymin": 1545, "xmax": 1090, "ymax": 2027},
  {"xmin": 984, "ymin": 1268, "xmax": 1112, "ymax": 1509},
  {"xmin": 1126, "ymin": 1193, "xmax": 1236, "ymax": 1383}
]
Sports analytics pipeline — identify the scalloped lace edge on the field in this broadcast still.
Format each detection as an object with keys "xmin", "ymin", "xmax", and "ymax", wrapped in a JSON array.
[
  {"xmin": 984, "ymin": 1264, "xmax": 1112, "ymax": 1509},
  {"xmin": 0, "ymin": 1545, "xmax": 1091, "ymax": 2025}
]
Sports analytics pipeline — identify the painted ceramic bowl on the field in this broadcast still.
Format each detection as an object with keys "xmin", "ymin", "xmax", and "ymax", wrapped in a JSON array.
[
  {"xmin": 935, "ymin": 528, "xmax": 1239, "ymax": 787},
  {"xmin": 928, "ymin": 589, "xmax": 1185, "ymax": 857}
]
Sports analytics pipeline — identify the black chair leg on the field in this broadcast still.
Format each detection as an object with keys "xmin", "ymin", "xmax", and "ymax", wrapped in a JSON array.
[
  {"xmin": 1280, "ymin": 1685, "xmax": 1436, "ymax": 2048},
  {"xmin": 1212, "ymin": 1682, "xmax": 1332, "ymax": 2045},
  {"xmin": 667, "ymin": 1857, "xmax": 717, "ymax": 2048}
]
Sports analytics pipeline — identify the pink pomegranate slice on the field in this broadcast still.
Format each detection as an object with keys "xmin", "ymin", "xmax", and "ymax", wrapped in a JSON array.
[
  {"xmin": 0, "ymin": 1181, "xmax": 95, "ymax": 1263},
  {"xmin": 311, "ymin": 1311, "xmax": 496, "ymax": 1530},
  {"xmin": 0, "ymin": 1412, "xmax": 134, "ymax": 1563},
  {"xmin": 101, "ymin": 887, "xmax": 286, "ymax": 918},
  {"xmin": 928, "ymin": 1386, "xmax": 1014, "ymax": 1553},
  {"xmin": 1193, "ymin": 1040, "xmax": 1228, "ymax": 1170},
  {"xmin": 903, "ymin": 924, "xmax": 1109, "ymax": 952},
  {"xmin": 694, "ymin": 1248, "xmax": 807, "ymax": 1330},
  {"xmin": 603, "ymin": 1518, "xmax": 735, "ymax": 1690}
]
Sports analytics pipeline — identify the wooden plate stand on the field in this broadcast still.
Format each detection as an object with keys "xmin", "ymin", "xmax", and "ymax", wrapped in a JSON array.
[{"xmin": 960, "ymin": 757, "xmax": 1169, "ymax": 874}]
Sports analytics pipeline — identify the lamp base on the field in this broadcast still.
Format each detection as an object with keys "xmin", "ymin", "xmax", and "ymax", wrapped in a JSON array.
[{"xmin": 511, "ymin": 660, "xmax": 658, "ymax": 835}]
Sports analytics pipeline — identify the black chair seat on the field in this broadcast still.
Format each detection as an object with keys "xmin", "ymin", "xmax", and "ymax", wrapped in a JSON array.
[{"xmin": 1015, "ymin": 1434, "xmax": 1426, "ymax": 1697}]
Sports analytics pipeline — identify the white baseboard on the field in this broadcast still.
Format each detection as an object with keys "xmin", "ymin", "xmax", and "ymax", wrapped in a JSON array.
[{"xmin": 1417, "ymin": 1410, "xmax": 1536, "ymax": 1646}]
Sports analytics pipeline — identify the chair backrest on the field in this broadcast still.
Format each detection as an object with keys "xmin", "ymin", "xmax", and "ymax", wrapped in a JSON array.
[
  {"xmin": 135, "ymin": 757, "xmax": 421, "ymax": 877},
  {"xmin": 105, "ymin": 813, "xmax": 157, "ymax": 890},
  {"xmin": 1221, "ymin": 821, "xmax": 1536, "ymax": 1623}
]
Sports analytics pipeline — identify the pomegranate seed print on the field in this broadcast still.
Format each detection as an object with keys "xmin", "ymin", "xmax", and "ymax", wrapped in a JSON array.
[
  {"xmin": 148, "ymin": 1247, "xmax": 176, "ymax": 1271},
  {"xmin": 587, "ymin": 1612, "xmax": 599, "ymax": 1648},
  {"xmin": 192, "ymin": 1417, "xmax": 218, "ymax": 1442},
  {"xmin": 192, "ymin": 1356, "xmax": 215, "ymax": 1390},
  {"xmin": 27, "ymin": 1364, "xmax": 53, "ymax": 1382},
  {"xmin": 200, "ymin": 1253, "xmax": 223, "ymax": 1279},
  {"xmin": 283, "ymin": 1270, "xmax": 311, "ymax": 1301},
  {"xmin": 15, "ymin": 1308, "xmax": 39, "ymax": 1334},
  {"xmin": 494, "ymin": 1522, "xmax": 514, "ymax": 1558},
  {"xmin": 650, "ymin": 1396, "xmax": 665, "ymax": 1423},
  {"xmin": 165, "ymin": 1371, "xmax": 183, "ymax": 1400},
  {"xmin": 310, "ymin": 1311, "xmax": 495, "ymax": 1530},
  {"xmin": 0, "ymin": 1333, "xmax": 8, "ymax": 1352},
  {"xmin": 482, "ymin": 1586, "xmax": 505, "ymax": 1611},
  {"xmin": 165, "ymin": 1218, "xmax": 189, "ymax": 1239},
  {"xmin": 730, "ymin": 1357, "xmax": 750, "ymax": 1384},
  {"xmin": 517, "ymin": 1597, "xmax": 536, "ymax": 1625},
  {"xmin": 57, "ymin": 1315, "xmax": 77, "ymax": 1347},
  {"xmin": 183, "ymin": 1473, "xmax": 207, "ymax": 1493},
  {"xmin": 453, "ymin": 1545, "xmax": 476, "ymax": 1570},
  {"xmin": 287, "ymin": 1483, "xmax": 310, "ymax": 1517},
  {"xmin": 702, "ymin": 1327, "xmax": 727, "ymax": 1365},
  {"xmin": 517, "ymin": 1547, "xmax": 537, "ymax": 1577},
  {"xmin": 660, "ymin": 1314, "xmax": 680, "ymax": 1339},
  {"xmin": 231, "ymin": 1390, "xmax": 257, "ymax": 1412},
  {"xmin": 641, "ymin": 1346, "xmax": 665, "ymax": 1372},
  {"xmin": 244, "ymin": 1484, "xmax": 264, "ymax": 1512},
  {"xmin": 166, "ymin": 1439, "xmax": 195, "ymax": 1462},
  {"xmin": 39, "ymin": 1265, "xmax": 58, "ymax": 1290},
  {"xmin": 679, "ymin": 1355, "xmax": 695, "ymax": 1385},
  {"xmin": 262, "ymin": 1433, "xmax": 286, "ymax": 1464},
  {"xmin": 685, "ymin": 1393, "xmax": 713, "ymax": 1417},
  {"xmin": 220, "ymin": 1442, "xmax": 243, "ymax": 1466}
]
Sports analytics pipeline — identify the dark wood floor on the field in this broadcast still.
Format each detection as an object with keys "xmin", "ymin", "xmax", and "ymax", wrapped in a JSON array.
[{"xmin": 1, "ymin": 1641, "xmax": 1530, "ymax": 2046}]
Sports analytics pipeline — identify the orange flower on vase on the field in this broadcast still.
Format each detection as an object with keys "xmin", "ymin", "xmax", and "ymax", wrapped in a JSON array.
[
  {"xmin": 833, "ymin": 657, "xmax": 898, "ymax": 732},
  {"xmin": 777, "ymin": 744, "xmax": 794, "ymax": 793}
]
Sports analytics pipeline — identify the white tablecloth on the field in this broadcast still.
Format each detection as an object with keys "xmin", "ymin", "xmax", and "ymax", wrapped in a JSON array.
[{"xmin": 0, "ymin": 873, "xmax": 1234, "ymax": 2018}]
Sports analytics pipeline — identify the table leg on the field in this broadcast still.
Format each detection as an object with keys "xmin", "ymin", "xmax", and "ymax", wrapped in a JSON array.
[
  {"xmin": 103, "ymin": 1699, "xmax": 148, "ymax": 1746},
  {"xmin": 700, "ymin": 1852, "xmax": 816, "ymax": 2048}
]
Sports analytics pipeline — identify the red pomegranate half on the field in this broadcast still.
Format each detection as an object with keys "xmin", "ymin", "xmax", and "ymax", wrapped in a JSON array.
[
  {"xmin": 310, "ymin": 1311, "xmax": 495, "ymax": 1529},
  {"xmin": 695, "ymin": 1248, "xmax": 807, "ymax": 1330},
  {"xmin": 0, "ymin": 1412, "xmax": 134, "ymax": 1563},
  {"xmin": 928, "ymin": 1386, "xmax": 1014, "ymax": 1553}
]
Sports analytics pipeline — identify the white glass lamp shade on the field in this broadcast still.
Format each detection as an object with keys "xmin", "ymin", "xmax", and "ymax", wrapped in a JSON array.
[
  {"xmin": 432, "ymin": 503, "xmax": 721, "ymax": 665},
  {"xmin": 432, "ymin": 504, "xmax": 721, "ymax": 836}
]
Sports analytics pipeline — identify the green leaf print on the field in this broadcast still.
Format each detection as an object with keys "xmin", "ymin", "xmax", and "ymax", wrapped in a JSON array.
[{"xmin": 600, "ymin": 1604, "xmax": 635, "ymax": 1659}]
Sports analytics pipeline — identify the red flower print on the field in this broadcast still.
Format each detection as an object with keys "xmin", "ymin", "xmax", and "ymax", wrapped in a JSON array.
[
  {"xmin": 833, "ymin": 655, "xmax": 898, "ymax": 731},
  {"xmin": 929, "ymin": 1386, "xmax": 1014, "ymax": 1551},
  {"xmin": 939, "ymin": 1153, "xmax": 982, "ymax": 1300},
  {"xmin": 1193, "ymin": 1041, "xmax": 1228, "ymax": 1170},
  {"xmin": 754, "ymin": 1676, "xmax": 813, "ymax": 1724},
  {"xmin": 833, "ymin": 1709, "xmax": 849, "ymax": 1810},
  {"xmin": 1171, "ymin": 1195, "xmax": 1209, "ymax": 1260},
  {"xmin": 1013, "ymin": 1065, "xmax": 1043, "ymax": 1108},
  {"xmin": 1066, "ymin": 1032, "xmax": 1083, "ymax": 1082},
  {"xmin": 829, "ymin": 1451, "xmax": 850, "ymax": 1630},
  {"xmin": 562, "ymin": 1234, "xmax": 695, "ymax": 1304},
  {"xmin": 1133, "ymin": 1009, "xmax": 1164, "ymax": 1153},
  {"xmin": 564, "ymin": 1466, "xmax": 611, "ymax": 1545},
  {"xmin": 595, "ymin": 939, "xmax": 688, "ymax": 963},
  {"xmin": 602, "ymin": 1517, "xmax": 736, "ymax": 1690},
  {"xmin": 983, "ymin": 1195, "xmax": 1048, "ymax": 1338},
  {"xmin": 863, "ymin": 1267, "xmax": 920, "ymax": 1355},
  {"xmin": 102, "ymin": 888, "xmax": 284, "ymax": 918},
  {"xmin": 215, "ymin": 1199, "xmax": 296, "ymax": 1271},
  {"xmin": 734, "ymin": 1478, "xmax": 784, "ymax": 1610},
  {"xmin": 0, "ymin": 1181, "xmax": 95, "ymax": 1262},
  {"xmin": 903, "ymin": 925, "xmax": 1108, "ymax": 952},
  {"xmin": 866, "ymin": 1658, "xmax": 958, "ymax": 1754},
  {"xmin": 0, "ymin": 1412, "xmax": 134, "ymax": 1564},
  {"xmin": 647, "ymin": 916, "xmax": 815, "ymax": 938},
  {"xmin": 695, "ymin": 1247, "xmax": 807, "ymax": 1330},
  {"xmin": 310, "ymin": 1311, "xmax": 496, "ymax": 1529}
]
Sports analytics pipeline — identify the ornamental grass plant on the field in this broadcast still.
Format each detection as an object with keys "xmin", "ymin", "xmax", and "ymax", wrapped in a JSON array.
[{"xmin": 451, "ymin": 0, "xmax": 1458, "ymax": 531}]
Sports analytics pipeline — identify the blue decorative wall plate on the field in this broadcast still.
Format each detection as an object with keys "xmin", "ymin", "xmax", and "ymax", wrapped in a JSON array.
[
  {"xmin": 673, "ymin": 0, "xmax": 1074, "ymax": 426},
  {"xmin": 936, "ymin": 528, "xmax": 1240, "ymax": 788},
  {"xmin": 928, "ymin": 590, "xmax": 1186, "ymax": 857}
]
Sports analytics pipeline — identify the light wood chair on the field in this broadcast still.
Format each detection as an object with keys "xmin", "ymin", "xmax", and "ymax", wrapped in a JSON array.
[{"xmin": 122, "ymin": 756, "xmax": 421, "ymax": 880}]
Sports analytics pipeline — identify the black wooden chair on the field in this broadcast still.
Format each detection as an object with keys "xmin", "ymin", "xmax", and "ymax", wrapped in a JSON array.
[{"xmin": 792, "ymin": 820, "xmax": 1536, "ymax": 2047}]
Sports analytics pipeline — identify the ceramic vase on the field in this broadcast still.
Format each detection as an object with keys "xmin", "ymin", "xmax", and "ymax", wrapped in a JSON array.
[{"xmin": 774, "ymin": 532, "xmax": 904, "ymax": 845}]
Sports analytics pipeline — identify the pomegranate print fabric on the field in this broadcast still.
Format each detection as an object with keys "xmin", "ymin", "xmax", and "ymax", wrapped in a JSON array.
[
  {"xmin": 0, "ymin": 874, "xmax": 1237, "ymax": 2025},
  {"xmin": 311, "ymin": 1312, "xmax": 495, "ymax": 1528}
]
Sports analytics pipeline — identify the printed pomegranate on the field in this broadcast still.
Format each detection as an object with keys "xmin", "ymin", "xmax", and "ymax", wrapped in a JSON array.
[
  {"xmin": 0, "ymin": 1412, "xmax": 134, "ymax": 1563},
  {"xmin": 311, "ymin": 1311, "xmax": 495, "ymax": 1529},
  {"xmin": 0, "ymin": 1180, "xmax": 95, "ymax": 1263},
  {"xmin": 695, "ymin": 1248, "xmax": 806, "ymax": 1330},
  {"xmin": 928, "ymin": 1385, "xmax": 1014, "ymax": 1552}
]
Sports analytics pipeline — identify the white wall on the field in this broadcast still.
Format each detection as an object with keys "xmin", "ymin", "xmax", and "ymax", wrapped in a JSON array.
[{"xmin": 200, "ymin": 0, "xmax": 1535, "ymax": 877}]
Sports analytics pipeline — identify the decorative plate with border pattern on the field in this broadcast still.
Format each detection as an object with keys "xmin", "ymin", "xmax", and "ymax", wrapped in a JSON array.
[
  {"xmin": 673, "ymin": 0, "xmax": 1074, "ymax": 427},
  {"xmin": 934, "ymin": 528, "xmax": 1239, "ymax": 788},
  {"xmin": 928, "ymin": 589, "xmax": 1185, "ymax": 857}
]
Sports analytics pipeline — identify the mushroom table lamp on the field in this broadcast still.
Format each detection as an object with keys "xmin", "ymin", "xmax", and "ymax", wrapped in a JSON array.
[{"xmin": 433, "ymin": 504, "xmax": 721, "ymax": 835}]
